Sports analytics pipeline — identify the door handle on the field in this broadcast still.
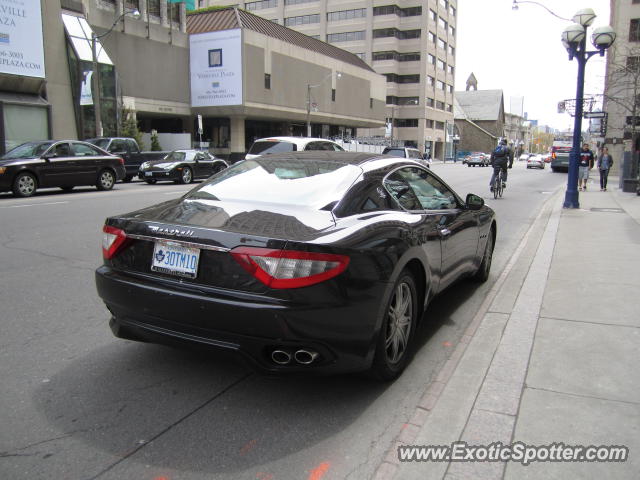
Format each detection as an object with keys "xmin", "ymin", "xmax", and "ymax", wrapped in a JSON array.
[{"xmin": 439, "ymin": 228, "xmax": 451, "ymax": 237}]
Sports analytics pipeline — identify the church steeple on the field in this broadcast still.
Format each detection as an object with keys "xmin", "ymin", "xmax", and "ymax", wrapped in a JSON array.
[{"xmin": 466, "ymin": 73, "xmax": 478, "ymax": 91}]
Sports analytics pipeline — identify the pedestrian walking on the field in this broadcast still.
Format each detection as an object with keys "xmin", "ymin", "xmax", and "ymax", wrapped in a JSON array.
[
  {"xmin": 578, "ymin": 143, "xmax": 594, "ymax": 191},
  {"xmin": 597, "ymin": 146, "xmax": 614, "ymax": 191}
]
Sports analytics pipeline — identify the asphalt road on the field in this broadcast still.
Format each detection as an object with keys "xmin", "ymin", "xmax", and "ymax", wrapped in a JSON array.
[{"xmin": 0, "ymin": 161, "xmax": 567, "ymax": 480}]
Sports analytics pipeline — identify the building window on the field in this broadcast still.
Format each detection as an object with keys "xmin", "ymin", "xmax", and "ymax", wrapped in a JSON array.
[
  {"xmin": 428, "ymin": 31, "xmax": 436, "ymax": 43},
  {"xmin": 437, "ymin": 37, "xmax": 447, "ymax": 49},
  {"xmin": 265, "ymin": 73, "xmax": 271, "ymax": 89},
  {"xmin": 285, "ymin": 14, "xmax": 320, "ymax": 26},
  {"xmin": 327, "ymin": 31, "xmax": 365, "ymax": 42},
  {"xmin": 439, "ymin": 0, "xmax": 448, "ymax": 8},
  {"xmin": 285, "ymin": 0, "xmax": 317, "ymax": 5},
  {"xmin": 437, "ymin": 59, "xmax": 445, "ymax": 70},
  {"xmin": 372, "ymin": 51, "xmax": 420, "ymax": 62},
  {"xmin": 427, "ymin": 75, "xmax": 435, "ymax": 86},
  {"xmin": 435, "ymin": 121, "xmax": 445, "ymax": 130},
  {"xmin": 354, "ymin": 52, "xmax": 365, "ymax": 60},
  {"xmin": 246, "ymin": 0, "xmax": 277, "ymax": 11},
  {"xmin": 447, "ymin": 65, "xmax": 454, "ymax": 74},
  {"xmin": 396, "ymin": 119, "xmax": 419, "ymax": 128},
  {"xmin": 387, "ymin": 96, "xmax": 419, "ymax": 106},
  {"xmin": 446, "ymin": 104, "xmax": 453, "ymax": 112},
  {"xmin": 436, "ymin": 100, "xmax": 445, "ymax": 110},
  {"xmin": 148, "ymin": 0, "xmax": 160, "ymax": 17},
  {"xmin": 449, "ymin": 25, "xmax": 456, "ymax": 37},
  {"xmin": 370, "ymin": 98, "xmax": 373, "ymax": 109},
  {"xmin": 427, "ymin": 54, "xmax": 435, "ymax": 65},
  {"xmin": 426, "ymin": 97, "xmax": 434, "ymax": 107},
  {"xmin": 425, "ymin": 119, "xmax": 434, "ymax": 128},
  {"xmin": 327, "ymin": 8, "xmax": 366, "ymax": 22},
  {"xmin": 429, "ymin": 9, "xmax": 437, "ymax": 21},
  {"xmin": 438, "ymin": 17, "xmax": 447, "ymax": 30},
  {"xmin": 332, "ymin": 89, "xmax": 336, "ymax": 101},
  {"xmin": 630, "ymin": 19, "xmax": 640, "ymax": 42},
  {"xmin": 385, "ymin": 73, "xmax": 420, "ymax": 84},
  {"xmin": 627, "ymin": 56, "xmax": 640, "ymax": 71},
  {"xmin": 449, "ymin": 45, "xmax": 455, "ymax": 56},
  {"xmin": 373, "ymin": 5, "xmax": 422, "ymax": 17},
  {"xmin": 373, "ymin": 28, "xmax": 421, "ymax": 40},
  {"xmin": 450, "ymin": 5, "xmax": 456, "ymax": 16},
  {"xmin": 447, "ymin": 84, "xmax": 454, "ymax": 93},
  {"xmin": 436, "ymin": 80, "xmax": 445, "ymax": 90}
]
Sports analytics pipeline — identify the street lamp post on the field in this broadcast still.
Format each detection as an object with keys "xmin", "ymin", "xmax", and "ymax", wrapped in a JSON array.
[
  {"xmin": 306, "ymin": 72, "xmax": 341, "ymax": 137},
  {"xmin": 561, "ymin": 11, "xmax": 616, "ymax": 208},
  {"xmin": 91, "ymin": 8, "xmax": 140, "ymax": 138},
  {"xmin": 512, "ymin": 1, "xmax": 615, "ymax": 209}
]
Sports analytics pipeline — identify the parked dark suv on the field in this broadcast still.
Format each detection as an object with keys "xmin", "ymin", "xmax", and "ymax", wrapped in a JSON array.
[{"xmin": 0, "ymin": 140, "xmax": 125, "ymax": 197}]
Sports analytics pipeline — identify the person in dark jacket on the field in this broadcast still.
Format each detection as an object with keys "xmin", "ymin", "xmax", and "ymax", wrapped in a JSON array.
[
  {"xmin": 578, "ymin": 143, "xmax": 595, "ymax": 191},
  {"xmin": 597, "ymin": 146, "xmax": 614, "ymax": 191},
  {"xmin": 489, "ymin": 139, "xmax": 514, "ymax": 191}
]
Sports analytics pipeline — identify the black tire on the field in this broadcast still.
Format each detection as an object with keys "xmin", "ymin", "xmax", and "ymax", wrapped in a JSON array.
[
  {"xmin": 123, "ymin": 175, "xmax": 133, "ymax": 183},
  {"xmin": 60, "ymin": 186, "xmax": 74, "ymax": 192},
  {"xmin": 144, "ymin": 179, "xmax": 157, "ymax": 185},
  {"xmin": 12, "ymin": 172, "xmax": 37, "ymax": 197},
  {"xmin": 369, "ymin": 270, "xmax": 418, "ymax": 381},
  {"xmin": 96, "ymin": 169, "xmax": 115, "ymax": 191},
  {"xmin": 179, "ymin": 167, "xmax": 193, "ymax": 184},
  {"xmin": 473, "ymin": 227, "xmax": 494, "ymax": 283}
]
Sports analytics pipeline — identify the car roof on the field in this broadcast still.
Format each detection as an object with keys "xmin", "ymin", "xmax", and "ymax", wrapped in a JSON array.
[
  {"xmin": 252, "ymin": 137, "xmax": 341, "ymax": 147},
  {"xmin": 241, "ymin": 151, "xmax": 428, "ymax": 171}
]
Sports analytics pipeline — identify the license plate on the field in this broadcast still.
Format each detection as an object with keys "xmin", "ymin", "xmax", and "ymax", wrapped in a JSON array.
[
  {"xmin": 151, "ymin": 241, "xmax": 200, "ymax": 278},
  {"xmin": 145, "ymin": 171, "xmax": 153, "ymax": 177}
]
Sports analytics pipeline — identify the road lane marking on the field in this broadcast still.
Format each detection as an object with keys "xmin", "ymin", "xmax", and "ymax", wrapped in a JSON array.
[{"xmin": 0, "ymin": 201, "xmax": 69, "ymax": 209}]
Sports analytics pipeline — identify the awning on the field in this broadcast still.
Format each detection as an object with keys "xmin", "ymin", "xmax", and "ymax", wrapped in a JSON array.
[
  {"xmin": 62, "ymin": 13, "xmax": 113, "ymax": 65},
  {"xmin": 0, "ymin": 91, "xmax": 49, "ymax": 106}
]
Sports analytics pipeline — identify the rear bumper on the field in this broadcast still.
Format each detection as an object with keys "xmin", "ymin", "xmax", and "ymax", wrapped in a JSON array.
[{"xmin": 95, "ymin": 265, "xmax": 388, "ymax": 374}]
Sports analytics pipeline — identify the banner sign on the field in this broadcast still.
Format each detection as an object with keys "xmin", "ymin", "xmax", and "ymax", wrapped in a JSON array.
[
  {"xmin": 0, "ymin": 0, "xmax": 45, "ymax": 78},
  {"xmin": 190, "ymin": 29, "xmax": 242, "ymax": 107}
]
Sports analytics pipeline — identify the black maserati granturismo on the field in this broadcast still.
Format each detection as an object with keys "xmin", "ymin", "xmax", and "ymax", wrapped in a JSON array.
[{"xmin": 95, "ymin": 152, "xmax": 495, "ymax": 380}]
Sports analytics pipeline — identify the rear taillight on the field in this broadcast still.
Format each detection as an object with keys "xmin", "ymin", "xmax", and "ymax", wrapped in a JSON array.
[
  {"xmin": 102, "ymin": 225, "xmax": 128, "ymax": 259},
  {"xmin": 117, "ymin": 157, "xmax": 124, "ymax": 165},
  {"xmin": 230, "ymin": 247, "xmax": 350, "ymax": 289}
]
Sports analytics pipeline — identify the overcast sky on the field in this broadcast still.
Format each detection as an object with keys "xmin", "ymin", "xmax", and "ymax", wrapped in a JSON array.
[{"xmin": 455, "ymin": 0, "xmax": 611, "ymax": 130}]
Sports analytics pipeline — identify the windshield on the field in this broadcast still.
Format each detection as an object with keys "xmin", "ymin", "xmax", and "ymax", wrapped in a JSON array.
[
  {"xmin": 89, "ymin": 139, "xmax": 110, "ymax": 149},
  {"xmin": 2, "ymin": 141, "xmax": 54, "ymax": 159},
  {"xmin": 248, "ymin": 140, "xmax": 296, "ymax": 155},
  {"xmin": 163, "ymin": 151, "xmax": 187, "ymax": 163},
  {"xmin": 186, "ymin": 158, "xmax": 362, "ymax": 209}
]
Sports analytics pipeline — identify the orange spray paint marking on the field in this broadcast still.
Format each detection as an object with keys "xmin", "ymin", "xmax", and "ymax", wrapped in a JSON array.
[
  {"xmin": 308, "ymin": 462, "xmax": 330, "ymax": 480},
  {"xmin": 256, "ymin": 473, "xmax": 274, "ymax": 480},
  {"xmin": 443, "ymin": 341, "xmax": 453, "ymax": 347},
  {"xmin": 240, "ymin": 439, "xmax": 258, "ymax": 455},
  {"xmin": 154, "ymin": 477, "xmax": 169, "ymax": 480}
]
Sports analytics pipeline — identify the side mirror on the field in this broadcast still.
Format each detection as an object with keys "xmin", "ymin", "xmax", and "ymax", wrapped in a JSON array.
[
  {"xmin": 42, "ymin": 152, "xmax": 55, "ymax": 160},
  {"xmin": 466, "ymin": 193, "xmax": 484, "ymax": 210}
]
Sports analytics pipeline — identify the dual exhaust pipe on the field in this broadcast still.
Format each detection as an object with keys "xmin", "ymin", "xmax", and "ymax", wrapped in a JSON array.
[{"xmin": 271, "ymin": 349, "xmax": 319, "ymax": 365}]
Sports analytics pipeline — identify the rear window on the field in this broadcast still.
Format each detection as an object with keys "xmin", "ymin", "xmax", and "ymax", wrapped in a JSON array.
[
  {"xmin": 247, "ymin": 140, "xmax": 297, "ymax": 155},
  {"xmin": 383, "ymin": 148, "xmax": 406, "ymax": 157},
  {"xmin": 186, "ymin": 158, "xmax": 362, "ymax": 209},
  {"xmin": 90, "ymin": 139, "xmax": 110, "ymax": 149}
]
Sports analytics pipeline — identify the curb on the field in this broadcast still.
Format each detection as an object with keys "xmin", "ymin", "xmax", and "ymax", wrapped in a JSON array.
[{"xmin": 372, "ymin": 187, "xmax": 564, "ymax": 480}]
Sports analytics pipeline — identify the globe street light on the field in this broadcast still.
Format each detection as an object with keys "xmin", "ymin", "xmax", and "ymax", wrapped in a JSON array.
[
  {"xmin": 307, "ymin": 72, "xmax": 341, "ymax": 137},
  {"xmin": 91, "ymin": 8, "xmax": 140, "ymax": 137},
  {"xmin": 561, "ymin": 9, "xmax": 615, "ymax": 208}
]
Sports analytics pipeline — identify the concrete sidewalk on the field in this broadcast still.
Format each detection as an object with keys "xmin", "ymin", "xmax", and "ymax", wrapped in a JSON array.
[{"xmin": 376, "ymin": 178, "xmax": 640, "ymax": 480}]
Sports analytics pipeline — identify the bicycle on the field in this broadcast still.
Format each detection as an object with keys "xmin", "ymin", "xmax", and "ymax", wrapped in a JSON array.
[{"xmin": 492, "ymin": 167, "xmax": 505, "ymax": 199}]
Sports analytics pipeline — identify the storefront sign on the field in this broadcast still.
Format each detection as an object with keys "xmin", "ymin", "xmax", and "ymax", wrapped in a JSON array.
[
  {"xmin": 190, "ymin": 29, "xmax": 242, "ymax": 107},
  {"xmin": 0, "ymin": 0, "xmax": 45, "ymax": 78}
]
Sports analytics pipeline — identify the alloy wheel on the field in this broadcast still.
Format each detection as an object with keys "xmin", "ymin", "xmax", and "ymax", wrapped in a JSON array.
[
  {"xmin": 385, "ymin": 282, "xmax": 413, "ymax": 364},
  {"xmin": 182, "ymin": 168, "xmax": 192, "ymax": 184}
]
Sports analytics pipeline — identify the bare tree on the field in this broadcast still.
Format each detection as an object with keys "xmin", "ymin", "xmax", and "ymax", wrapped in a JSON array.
[{"xmin": 603, "ymin": 44, "xmax": 640, "ymax": 186}]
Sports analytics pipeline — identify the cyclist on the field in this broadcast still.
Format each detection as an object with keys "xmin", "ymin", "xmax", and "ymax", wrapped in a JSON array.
[{"xmin": 489, "ymin": 139, "xmax": 514, "ymax": 192}]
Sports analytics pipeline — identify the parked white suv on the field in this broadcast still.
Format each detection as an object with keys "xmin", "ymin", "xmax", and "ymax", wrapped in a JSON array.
[{"xmin": 245, "ymin": 137, "xmax": 345, "ymax": 160}]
